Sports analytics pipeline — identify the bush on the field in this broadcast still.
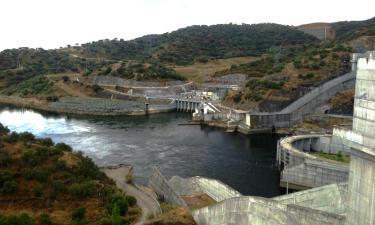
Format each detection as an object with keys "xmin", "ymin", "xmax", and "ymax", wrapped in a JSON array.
[
  {"xmin": 0, "ymin": 170, "xmax": 17, "ymax": 194},
  {"xmin": 32, "ymin": 184, "xmax": 43, "ymax": 197},
  {"xmin": 92, "ymin": 84, "xmax": 103, "ymax": 93},
  {"xmin": 2, "ymin": 132, "xmax": 19, "ymax": 143},
  {"xmin": 107, "ymin": 193, "xmax": 129, "ymax": 215},
  {"xmin": 38, "ymin": 213, "xmax": 53, "ymax": 225},
  {"xmin": 38, "ymin": 138, "xmax": 54, "ymax": 147},
  {"xmin": 46, "ymin": 96, "xmax": 59, "ymax": 102},
  {"xmin": 0, "ymin": 150, "xmax": 11, "ymax": 167},
  {"xmin": 21, "ymin": 151, "xmax": 39, "ymax": 167},
  {"xmin": 50, "ymin": 180, "xmax": 66, "ymax": 198},
  {"xmin": 22, "ymin": 168, "xmax": 49, "ymax": 183},
  {"xmin": 55, "ymin": 143, "xmax": 72, "ymax": 152},
  {"xmin": 0, "ymin": 124, "xmax": 9, "ymax": 135},
  {"xmin": 62, "ymin": 76, "xmax": 70, "ymax": 82},
  {"xmin": 76, "ymin": 157, "xmax": 101, "ymax": 179},
  {"xmin": 125, "ymin": 195, "xmax": 137, "ymax": 207},
  {"xmin": 71, "ymin": 208, "xmax": 85, "ymax": 224},
  {"xmin": 69, "ymin": 181, "xmax": 96, "ymax": 198},
  {"xmin": 232, "ymin": 93, "xmax": 242, "ymax": 103},
  {"xmin": 0, "ymin": 213, "xmax": 36, "ymax": 225},
  {"xmin": 18, "ymin": 132, "xmax": 35, "ymax": 142}
]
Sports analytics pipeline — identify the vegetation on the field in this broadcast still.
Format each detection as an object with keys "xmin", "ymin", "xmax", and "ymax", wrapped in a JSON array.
[
  {"xmin": 312, "ymin": 151, "xmax": 350, "ymax": 163},
  {"xmin": 0, "ymin": 124, "xmax": 139, "ymax": 225},
  {"xmin": 79, "ymin": 23, "xmax": 317, "ymax": 65},
  {"xmin": 113, "ymin": 62, "xmax": 185, "ymax": 81}
]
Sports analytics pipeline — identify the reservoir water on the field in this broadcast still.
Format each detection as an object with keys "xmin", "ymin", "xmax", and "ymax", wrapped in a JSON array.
[{"xmin": 0, "ymin": 105, "xmax": 281, "ymax": 197}]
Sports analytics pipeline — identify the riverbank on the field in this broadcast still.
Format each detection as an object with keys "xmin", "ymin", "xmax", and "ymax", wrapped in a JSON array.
[{"xmin": 0, "ymin": 95, "xmax": 175, "ymax": 116}]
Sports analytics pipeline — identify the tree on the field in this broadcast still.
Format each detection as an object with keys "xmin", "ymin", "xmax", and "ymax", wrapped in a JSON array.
[{"xmin": 111, "ymin": 204, "xmax": 122, "ymax": 225}]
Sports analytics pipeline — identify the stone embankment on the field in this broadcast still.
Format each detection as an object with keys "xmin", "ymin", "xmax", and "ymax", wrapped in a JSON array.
[{"xmin": 0, "ymin": 95, "xmax": 175, "ymax": 116}]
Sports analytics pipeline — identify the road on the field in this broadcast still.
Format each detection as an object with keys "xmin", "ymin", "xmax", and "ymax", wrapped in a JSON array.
[{"xmin": 101, "ymin": 166, "xmax": 161, "ymax": 225}]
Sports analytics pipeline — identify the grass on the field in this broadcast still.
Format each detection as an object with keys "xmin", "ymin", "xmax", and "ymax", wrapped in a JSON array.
[
  {"xmin": 171, "ymin": 56, "xmax": 258, "ymax": 83},
  {"xmin": 311, "ymin": 151, "xmax": 350, "ymax": 163}
]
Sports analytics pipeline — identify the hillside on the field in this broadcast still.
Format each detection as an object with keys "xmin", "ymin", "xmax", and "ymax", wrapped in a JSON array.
[
  {"xmin": 0, "ymin": 124, "xmax": 140, "ymax": 225},
  {"xmin": 0, "ymin": 18, "xmax": 374, "ymax": 112},
  {"xmin": 76, "ymin": 23, "xmax": 318, "ymax": 65},
  {"xmin": 297, "ymin": 23, "xmax": 335, "ymax": 40}
]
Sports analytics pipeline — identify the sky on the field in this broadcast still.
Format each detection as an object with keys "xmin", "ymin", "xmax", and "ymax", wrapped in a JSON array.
[{"xmin": 0, "ymin": 0, "xmax": 374, "ymax": 51}]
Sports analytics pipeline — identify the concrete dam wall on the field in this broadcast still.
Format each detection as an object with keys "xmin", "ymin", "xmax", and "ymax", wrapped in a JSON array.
[
  {"xmin": 277, "ymin": 135, "xmax": 349, "ymax": 189},
  {"xmin": 249, "ymin": 72, "xmax": 356, "ymax": 129}
]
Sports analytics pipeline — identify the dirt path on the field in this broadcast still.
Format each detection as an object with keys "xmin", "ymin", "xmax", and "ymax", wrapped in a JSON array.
[{"xmin": 101, "ymin": 166, "xmax": 161, "ymax": 225}]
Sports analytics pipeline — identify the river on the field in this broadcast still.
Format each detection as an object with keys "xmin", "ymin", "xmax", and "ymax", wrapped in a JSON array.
[{"xmin": 0, "ymin": 105, "xmax": 281, "ymax": 197}]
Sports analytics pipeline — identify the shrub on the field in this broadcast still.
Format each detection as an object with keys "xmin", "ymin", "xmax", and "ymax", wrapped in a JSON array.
[
  {"xmin": 32, "ymin": 184, "xmax": 43, "ymax": 197},
  {"xmin": 18, "ymin": 132, "xmax": 35, "ymax": 142},
  {"xmin": 0, "ymin": 213, "xmax": 36, "ymax": 225},
  {"xmin": 62, "ymin": 76, "xmax": 70, "ymax": 82},
  {"xmin": 2, "ymin": 132, "xmax": 19, "ymax": 143},
  {"xmin": 232, "ymin": 93, "xmax": 242, "ymax": 103},
  {"xmin": 125, "ymin": 195, "xmax": 137, "ymax": 207},
  {"xmin": 50, "ymin": 180, "xmax": 66, "ymax": 198},
  {"xmin": 0, "ymin": 124, "xmax": 9, "ymax": 135},
  {"xmin": 38, "ymin": 138, "xmax": 54, "ymax": 147},
  {"xmin": 50, "ymin": 143, "xmax": 72, "ymax": 155},
  {"xmin": 0, "ymin": 170, "xmax": 17, "ymax": 194},
  {"xmin": 107, "ymin": 193, "xmax": 128, "ymax": 215},
  {"xmin": 0, "ymin": 150, "xmax": 11, "ymax": 167},
  {"xmin": 71, "ymin": 208, "xmax": 85, "ymax": 224},
  {"xmin": 69, "ymin": 181, "xmax": 96, "ymax": 198},
  {"xmin": 21, "ymin": 150, "xmax": 39, "ymax": 167},
  {"xmin": 38, "ymin": 213, "xmax": 53, "ymax": 225},
  {"xmin": 46, "ymin": 96, "xmax": 59, "ymax": 102},
  {"xmin": 111, "ymin": 204, "xmax": 122, "ymax": 225},
  {"xmin": 76, "ymin": 157, "xmax": 101, "ymax": 179},
  {"xmin": 22, "ymin": 168, "xmax": 49, "ymax": 183},
  {"xmin": 92, "ymin": 84, "xmax": 103, "ymax": 93}
]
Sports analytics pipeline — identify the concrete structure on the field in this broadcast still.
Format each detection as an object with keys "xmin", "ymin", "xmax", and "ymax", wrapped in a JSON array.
[
  {"xmin": 144, "ymin": 52, "xmax": 375, "ymax": 225},
  {"xmin": 277, "ymin": 135, "xmax": 349, "ymax": 190},
  {"xmin": 345, "ymin": 51, "xmax": 375, "ymax": 225},
  {"xmin": 192, "ymin": 182, "xmax": 348, "ymax": 225},
  {"xmin": 148, "ymin": 167, "xmax": 188, "ymax": 207}
]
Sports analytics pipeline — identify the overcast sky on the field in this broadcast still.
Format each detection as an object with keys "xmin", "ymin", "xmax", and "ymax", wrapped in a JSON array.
[{"xmin": 0, "ymin": 0, "xmax": 374, "ymax": 51}]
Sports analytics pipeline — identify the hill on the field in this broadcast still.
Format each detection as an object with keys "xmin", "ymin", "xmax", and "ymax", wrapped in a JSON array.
[
  {"xmin": 297, "ymin": 23, "xmax": 335, "ymax": 40},
  {"xmin": 0, "ymin": 124, "xmax": 140, "ymax": 225},
  {"xmin": 77, "ymin": 23, "xmax": 318, "ymax": 65}
]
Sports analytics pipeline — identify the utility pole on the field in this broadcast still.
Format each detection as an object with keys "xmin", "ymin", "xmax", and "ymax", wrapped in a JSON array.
[{"xmin": 324, "ymin": 26, "xmax": 327, "ymax": 41}]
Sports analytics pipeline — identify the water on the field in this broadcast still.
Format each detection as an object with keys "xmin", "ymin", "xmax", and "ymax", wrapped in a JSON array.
[{"xmin": 0, "ymin": 105, "xmax": 281, "ymax": 197}]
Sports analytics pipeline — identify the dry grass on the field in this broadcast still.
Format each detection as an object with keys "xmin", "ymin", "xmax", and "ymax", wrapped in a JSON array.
[{"xmin": 171, "ymin": 57, "xmax": 259, "ymax": 83}]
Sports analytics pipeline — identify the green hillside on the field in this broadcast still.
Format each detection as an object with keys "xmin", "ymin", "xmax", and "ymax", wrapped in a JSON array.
[{"xmin": 77, "ymin": 23, "xmax": 318, "ymax": 65}]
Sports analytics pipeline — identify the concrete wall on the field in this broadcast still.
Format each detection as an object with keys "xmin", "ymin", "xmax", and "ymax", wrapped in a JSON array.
[
  {"xmin": 194, "ymin": 177, "xmax": 242, "ymax": 202},
  {"xmin": 346, "ymin": 54, "xmax": 375, "ymax": 225},
  {"xmin": 193, "ymin": 196, "xmax": 288, "ymax": 225},
  {"xmin": 274, "ymin": 183, "xmax": 348, "ymax": 215},
  {"xmin": 277, "ymin": 135, "xmax": 349, "ymax": 189},
  {"xmin": 353, "ymin": 57, "xmax": 375, "ymax": 140},
  {"xmin": 248, "ymin": 72, "xmax": 355, "ymax": 129},
  {"xmin": 148, "ymin": 168, "xmax": 187, "ymax": 207},
  {"xmin": 286, "ymin": 204, "xmax": 345, "ymax": 225},
  {"xmin": 346, "ymin": 151, "xmax": 375, "ymax": 225}
]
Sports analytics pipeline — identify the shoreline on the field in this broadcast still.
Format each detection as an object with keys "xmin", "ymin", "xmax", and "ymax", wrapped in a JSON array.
[
  {"xmin": 0, "ymin": 95, "xmax": 289, "ymax": 135},
  {"xmin": 0, "ymin": 95, "xmax": 175, "ymax": 116}
]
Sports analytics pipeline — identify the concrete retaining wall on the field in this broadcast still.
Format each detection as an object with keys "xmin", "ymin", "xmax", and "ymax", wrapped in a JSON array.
[
  {"xmin": 286, "ymin": 204, "xmax": 345, "ymax": 225},
  {"xmin": 249, "ymin": 72, "xmax": 355, "ymax": 129},
  {"xmin": 193, "ymin": 196, "xmax": 288, "ymax": 225},
  {"xmin": 277, "ymin": 135, "xmax": 349, "ymax": 189},
  {"xmin": 148, "ymin": 168, "xmax": 187, "ymax": 207},
  {"xmin": 194, "ymin": 177, "xmax": 242, "ymax": 202}
]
